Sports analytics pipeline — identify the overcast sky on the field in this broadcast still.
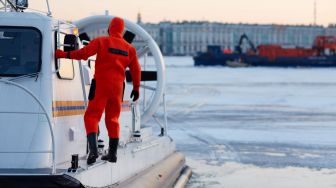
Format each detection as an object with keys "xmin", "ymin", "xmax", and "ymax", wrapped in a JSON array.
[{"xmin": 31, "ymin": 0, "xmax": 335, "ymax": 26}]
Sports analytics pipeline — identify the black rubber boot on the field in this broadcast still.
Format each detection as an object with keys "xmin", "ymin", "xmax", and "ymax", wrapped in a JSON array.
[
  {"xmin": 101, "ymin": 138, "xmax": 119, "ymax": 163},
  {"xmin": 87, "ymin": 133, "xmax": 98, "ymax": 165}
]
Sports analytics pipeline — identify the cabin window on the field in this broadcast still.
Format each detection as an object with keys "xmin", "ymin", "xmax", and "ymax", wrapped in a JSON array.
[
  {"xmin": 55, "ymin": 32, "xmax": 75, "ymax": 80},
  {"xmin": 0, "ymin": 27, "xmax": 42, "ymax": 77}
]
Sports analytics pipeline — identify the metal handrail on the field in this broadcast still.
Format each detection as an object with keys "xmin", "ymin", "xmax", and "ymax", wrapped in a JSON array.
[
  {"xmin": 0, "ymin": 0, "xmax": 52, "ymax": 16},
  {"xmin": 0, "ymin": 80, "xmax": 56, "ymax": 174}
]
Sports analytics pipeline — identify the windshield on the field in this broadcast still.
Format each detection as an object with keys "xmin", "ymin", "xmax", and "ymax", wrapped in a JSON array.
[{"xmin": 0, "ymin": 27, "xmax": 42, "ymax": 77}]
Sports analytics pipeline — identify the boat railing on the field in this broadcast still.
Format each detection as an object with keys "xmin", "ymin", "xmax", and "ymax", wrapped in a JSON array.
[
  {"xmin": 137, "ymin": 48, "xmax": 168, "ymax": 136},
  {"xmin": 0, "ymin": 79, "xmax": 56, "ymax": 175},
  {"xmin": 0, "ymin": 0, "xmax": 52, "ymax": 17}
]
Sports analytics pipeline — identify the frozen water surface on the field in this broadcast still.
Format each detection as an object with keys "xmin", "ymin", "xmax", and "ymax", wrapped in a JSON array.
[{"xmin": 148, "ymin": 57, "xmax": 336, "ymax": 187}]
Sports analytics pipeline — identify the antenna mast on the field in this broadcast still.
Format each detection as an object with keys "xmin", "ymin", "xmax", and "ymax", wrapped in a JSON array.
[
  {"xmin": 314, "ymin": 0, "xmax": 317, "ymax": 26},
  {"xmin": 46, "ymin": 0, "xmax": 52, "ymax": 16}
]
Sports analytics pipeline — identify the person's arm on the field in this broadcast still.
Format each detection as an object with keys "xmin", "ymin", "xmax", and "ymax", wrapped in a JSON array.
[
  {"xmin": 128, "ymin": 47, "xmax": 141, "ymax": 101},
  {"xmin": 129, "ymin": 47, "xmax": 141, "ymax": 91},
  {"xmin": 55, "ymin": 39, "xmax": 99, "ymax": 60},
  {"xmin": 70, "ymin": 38, "xmax": 99, "ymax": 60}
]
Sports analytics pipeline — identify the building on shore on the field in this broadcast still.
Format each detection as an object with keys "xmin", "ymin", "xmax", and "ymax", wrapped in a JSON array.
[
  {"xmin": 85, "ymin": 15, "xmax": 336, "ymax": 56},
  {"xmin": 140, "ymin": 22, "xmax": 336, "ymax": 56}
]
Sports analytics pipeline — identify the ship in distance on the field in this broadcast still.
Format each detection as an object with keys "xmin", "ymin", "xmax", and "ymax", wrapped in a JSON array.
[{"xmin": 194, "ymin": 34, "xmax": 336, "ymax": 67}]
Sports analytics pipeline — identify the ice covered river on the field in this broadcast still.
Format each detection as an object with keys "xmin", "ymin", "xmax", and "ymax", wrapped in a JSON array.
[{"xmin": 160, "ymin": 57, "xmax": 336, "ymax": 188}]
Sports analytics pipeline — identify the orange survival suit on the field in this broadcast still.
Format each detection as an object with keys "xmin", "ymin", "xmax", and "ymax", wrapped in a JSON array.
[{"xmin": 56, "ymin": 17, "xmax": 141, "ymax": 164}]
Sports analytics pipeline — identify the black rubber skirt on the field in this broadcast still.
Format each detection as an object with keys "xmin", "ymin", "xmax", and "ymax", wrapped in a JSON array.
[{"xmin": 0, "ymin": 174, "xmax": 84, "ymax": 188}]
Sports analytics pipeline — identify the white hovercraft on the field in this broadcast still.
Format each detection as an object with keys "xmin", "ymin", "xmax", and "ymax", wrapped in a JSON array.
[{"xmin": 0, "ymin": 0, "xmax": 191, "ymax": 187}]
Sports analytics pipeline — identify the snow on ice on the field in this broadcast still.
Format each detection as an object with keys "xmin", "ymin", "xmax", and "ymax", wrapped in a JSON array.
[{"xmin": 143, "ymin": 56, "xmax": 336, "ymax": 188}]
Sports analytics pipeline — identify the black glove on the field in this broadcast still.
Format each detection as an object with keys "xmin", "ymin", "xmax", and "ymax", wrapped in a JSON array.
[{"xmin": 130, "ymin": 90, "xmax": 139, "ymax": 102}]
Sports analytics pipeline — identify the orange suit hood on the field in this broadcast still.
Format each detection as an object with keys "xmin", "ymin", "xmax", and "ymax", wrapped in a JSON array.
[{"xmin": 108, "ymin": 17, "xmax": 124, "ymax": 38}]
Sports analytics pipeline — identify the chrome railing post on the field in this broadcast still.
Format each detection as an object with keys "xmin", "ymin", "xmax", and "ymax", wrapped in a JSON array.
[{"xmin": 163, "ymin": 93, "xmax": 168, "ymax": 135}]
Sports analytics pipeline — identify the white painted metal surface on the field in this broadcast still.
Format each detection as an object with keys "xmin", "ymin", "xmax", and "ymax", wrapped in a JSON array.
[
  {"xmin": 0, "ymin": 12, "xmax": 54, "ymax": 171},
  {"xmin": 0, "ymin": 79, "xmax": 56, "ymax": 174}
]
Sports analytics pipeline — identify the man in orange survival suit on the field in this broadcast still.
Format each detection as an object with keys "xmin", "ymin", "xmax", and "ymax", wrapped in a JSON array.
[{"xmin": 55, "ymin": 17, "xmax": 141, "ymax": 165}]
